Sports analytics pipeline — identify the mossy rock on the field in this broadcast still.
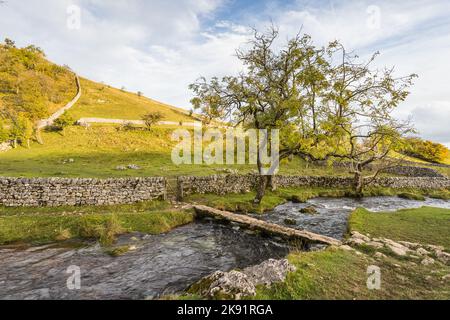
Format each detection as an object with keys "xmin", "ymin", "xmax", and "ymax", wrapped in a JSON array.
[
  {"xmin": 398, "ymin": 193, "xmax": 426, "ymax": 201},
  {"xmin": 284, "ymin": 218, "xmax": 297, "ymax": 226},
  {"xmin": 289, "ymin": 195, "xmax": 307, "ymax": 203},
  {"xmin": 300, "ymin": 206, "xmax": 319, "ymax": 215},
  {"xmin": 105, "ymin": 245, "xmax": 131, "ymax": 257}
]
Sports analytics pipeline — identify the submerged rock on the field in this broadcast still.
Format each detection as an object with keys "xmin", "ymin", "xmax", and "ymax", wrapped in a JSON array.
[
  {"xmin": 299, "ymin": 206, "xmax": 318, "ymax": 215},
  {"xmin": 289, "ymin": 195, "xmax": 306, "ymax": 203},
  {"xmin": 283, "ymin": 218, "xmax": 297, "ymax": 226},
  {"xmin": 190, "ymin": 259, "xmax": 296, "ymax": 300}
]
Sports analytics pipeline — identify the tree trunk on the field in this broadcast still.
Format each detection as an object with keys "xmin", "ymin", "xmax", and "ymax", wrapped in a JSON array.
[
  {"xmin": 13, "ymin": 139, "xmax": 17, "ymax": 149},
  {"xmin": 267, "ymin": 175, "xmax": 277, "ymax": 191},
  {"xmin": 254, "ymin": 175, "xmax": 268, "ymax": 204},
  {"xmin": 354, "ymin": 170, "xmax": 364, "ymax": 198},
  {"xmin": 36, "ymin": 129, "xmax": 44, "ymax": 145},
  {"xmin": 254, "ymin": 148, "xmax": 268, "ymax": 204}
]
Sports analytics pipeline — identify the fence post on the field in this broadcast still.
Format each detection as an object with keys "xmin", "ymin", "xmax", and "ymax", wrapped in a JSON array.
[{"xmin": 176, "ymin": 177, "xmax": 184, "ymax": 202}]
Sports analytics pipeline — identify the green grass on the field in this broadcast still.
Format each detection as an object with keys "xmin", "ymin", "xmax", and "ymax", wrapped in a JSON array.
[
  {"xmin": 0, "ymin": 125, "xmax": 354, "ymax": 178},
  {"xmin": 0, "ymin": 201, "xmax": 194, "ymax": 246},
  {"xmin": 253, "ymin": 206, "xmax": 450, "ymax": 300},
  {"xmin": 69, "ymin": 78, "xmax": 193, "ymax": 122},
  {"xmin": 349, "ymin": 207, "xmax": 450, "ymax": 250},
  {"xmin": 0, "ymin": 199, "xmax": 170, "ymax": 217},
  {"xmin": 254, "ymin": 247, "xmax": 450, "ymax": 300},
  {"xmin": 398, "ymin": 192, "xmax": 426, "ymax": 201}
]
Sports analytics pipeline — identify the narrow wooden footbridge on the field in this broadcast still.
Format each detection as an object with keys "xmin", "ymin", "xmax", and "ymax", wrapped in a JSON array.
[{"xmin": 192, "ymin": 205, "xmax": 342, "ymax": 247}]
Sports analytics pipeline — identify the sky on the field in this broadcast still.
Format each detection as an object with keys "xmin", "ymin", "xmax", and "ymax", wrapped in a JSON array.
[{"xmin": 1, "ymin": 0, "xmax": 450, "ymax": 146}]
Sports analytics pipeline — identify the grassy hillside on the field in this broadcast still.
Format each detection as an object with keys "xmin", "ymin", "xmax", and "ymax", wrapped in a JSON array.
[
  {"xmin": 0, "ymin": 125, "xmax": 353, "ymax": 178},
  {"xmin": 1, "ymin": 39, "xmax": 197, "ymax": 127},
  {"xmin": 69, "ymin": 78, "xmax": 194, "ymax": 122},
  {"xmin": 0, "ymin": 41, "xmax": 77, "ymax": 120},
  {"xmin": 1, "ymin": 40, "xmax": 446, "ymax": 178}
]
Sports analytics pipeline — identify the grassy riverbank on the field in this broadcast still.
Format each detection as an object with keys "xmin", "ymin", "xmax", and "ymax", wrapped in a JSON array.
[
  {"xmin": 0, "ymin": 201, "xmax": 193, "ymax": 246},
  {"xmin": 254, "ymin": 207, "xmax": 450, "ymax": 300},
  {"xmin": 349, "ymin": 207, "xmax": 450, "ymax": 250}
]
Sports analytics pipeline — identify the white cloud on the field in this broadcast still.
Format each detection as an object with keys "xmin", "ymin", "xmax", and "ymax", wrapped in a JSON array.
[{"xmin": 0, "ymin": 0, "xmax": 449, "ymax": 145}]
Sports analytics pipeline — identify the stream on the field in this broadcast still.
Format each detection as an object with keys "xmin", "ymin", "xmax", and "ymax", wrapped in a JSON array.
[
  {"xmin": 0, "ymin": 196, "xmax": 449, "ymax": 300},
  {"xmin": 0, "ymin": 222, "xmax": 289, "ymax": 300},
  {"xmin": 254, "ymin": 196, "xmax": 450, "ymax": 240}
]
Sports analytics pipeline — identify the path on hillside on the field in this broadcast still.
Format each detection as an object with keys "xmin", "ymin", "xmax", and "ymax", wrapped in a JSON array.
[
  {"xmin": 76, "ymin": 118, "xmax": 229, "ymax": 129},
  {"xmin": 37, "ymin": 75, "xmax": 82, "ymax": 129},
  {"xmin": 76, "ymin": 118, "xmax": 203, "ymax": 128}
]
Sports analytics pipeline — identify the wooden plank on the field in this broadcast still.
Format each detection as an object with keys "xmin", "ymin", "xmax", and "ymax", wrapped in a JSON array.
[{"xmin": 193, "ymin": 205, "xmax": 341, "ymax": 246}]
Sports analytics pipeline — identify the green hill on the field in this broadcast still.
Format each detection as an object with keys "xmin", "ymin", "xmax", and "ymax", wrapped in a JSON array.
[
  {"xmin": 0, "ymin": 39, "xmax": 77, "ymax": 120},
  {"xmin": 0, "ymin": 39, "xmax": 196, "ymax": 126},
  {"xmin": 0, "ymin": 40, "xmax": 447, "ymax": 179},
  {"xmin": 70, "ymin": 78, "xmax": 194, "ymax": 122}
]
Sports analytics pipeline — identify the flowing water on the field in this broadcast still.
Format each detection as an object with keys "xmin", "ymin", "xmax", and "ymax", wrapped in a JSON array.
[
  {"xmin": 0, "ymin": 196, "xmax": 449, "ymax": 300},
  {"xmin": 256, "ymin": 196, "xmax": 450, "ymax": 240},
  {"xmin": 0, "ymin": 221, "xmax": 289, "ymax": 300}
]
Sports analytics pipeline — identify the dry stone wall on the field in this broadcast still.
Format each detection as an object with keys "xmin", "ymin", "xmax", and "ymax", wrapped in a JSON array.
[
  {"xmin": 328, "ymin": 161, "xmax": 445, "ymax": 178},
  {"xmin": 178, "ymin": 174, "xmax": 450, "ymax": 197},
  {"xmin": 0, "ymin": 177, "xmax": 166, "ymax": 207},
  {"xmin": 0, "ymin": 174, "xmax": 448, "ymax": 207}
]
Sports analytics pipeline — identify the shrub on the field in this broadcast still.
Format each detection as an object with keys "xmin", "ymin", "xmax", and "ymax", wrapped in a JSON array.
[
  {"xmin": 142, "ymin": 111, "xmax": 164, "ymax": 130},
  {"xmin": 9, "ymin": 113, "xmax": 33, "ymax": 148},
  {"xmin": 0, "ymin": 121, "xmax": 10, "ymax": 143},
  {"xmin": 399, "ymin": 137, "xmax": 449, "ymax": 163},
  {"xmin": 53, "ymin": 111, "xmax": 74, "ymax": 135},
  {"xmin": 120, "ymin": 122, "xmax": 137, "ymax": 131}
]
